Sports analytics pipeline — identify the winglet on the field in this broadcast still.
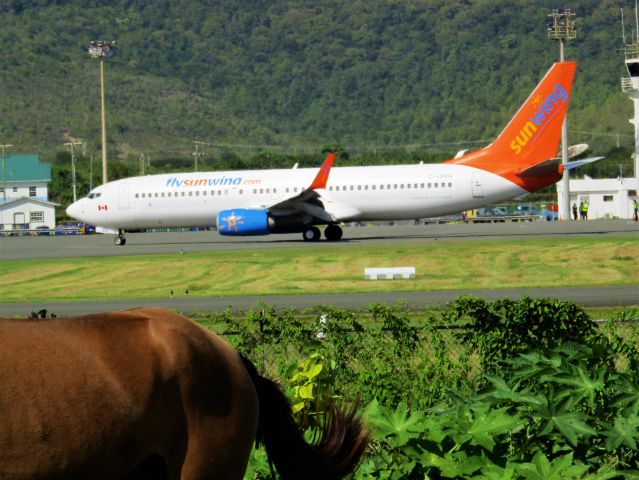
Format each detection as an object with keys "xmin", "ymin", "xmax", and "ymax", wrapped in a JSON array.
[{"xmin": 307, "ymin": 152, "xmax": 336, "ymax": 191}]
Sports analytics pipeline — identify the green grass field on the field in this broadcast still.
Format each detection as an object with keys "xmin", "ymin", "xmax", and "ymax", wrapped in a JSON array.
[{"xmin": 1, "ymin": 236, "xmax": 637, "ymax": 303}]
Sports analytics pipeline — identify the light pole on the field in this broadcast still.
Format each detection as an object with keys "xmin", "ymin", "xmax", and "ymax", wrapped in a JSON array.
[
  {"xmin": 548, "ymin": 9, "xmax": 576, "ymax": 221},
  {"xmin": 1, "ymin": 144, "xmax": 12, "ymax": 203},
  {"xmin": 88, "ymin": 40, "xmax": 116, "ymax": 184},
  {"xmin": 64, "ymin": 141, "xmax": 82, "ymax": 202}
]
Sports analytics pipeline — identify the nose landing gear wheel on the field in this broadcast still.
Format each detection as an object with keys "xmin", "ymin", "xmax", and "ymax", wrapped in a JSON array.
[
  {"xmin": 303, "ymin": 226, "xmax": 321, "ymax": 242},
  {"xmin": 324, "ymin": 224, "xmax": 343, "ymax": 241},
  {"xmin": 115, "ymin": 229, "xmax": 127, "ymax": 245}
]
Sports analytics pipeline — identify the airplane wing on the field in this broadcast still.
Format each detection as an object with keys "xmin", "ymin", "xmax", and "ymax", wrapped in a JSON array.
[{"xmin": 264, "ymin": 152, "xmax": 344, "ymax": 223}]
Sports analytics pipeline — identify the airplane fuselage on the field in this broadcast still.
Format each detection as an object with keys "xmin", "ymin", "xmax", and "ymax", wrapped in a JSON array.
[{"xmin": 68, "ymin": 163, "xmax": 526, "ymax": 230}]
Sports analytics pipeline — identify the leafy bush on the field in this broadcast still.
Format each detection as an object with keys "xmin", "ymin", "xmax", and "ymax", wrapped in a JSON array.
[
  {"xmin": 448, "ymin": 296, "xmax": 597, "ymax": 375},
  {"xmin": 199, "ymin": 298, "xmax": 639, "ymax": 478},
  {"xmin": 358, "ymin": 340, "xmax": 639, "ymax": 478}
]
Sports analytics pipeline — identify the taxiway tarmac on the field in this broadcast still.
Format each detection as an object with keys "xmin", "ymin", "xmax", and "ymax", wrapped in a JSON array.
[
  {"xmin": 1, "ymin": 220, "xmax": 637, "ymax": 317},
  {"xmin": 1, "ymin": 219, "xmax": 637, "ymax": 260}
]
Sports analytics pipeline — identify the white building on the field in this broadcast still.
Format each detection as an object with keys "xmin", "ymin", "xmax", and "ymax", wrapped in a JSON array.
[
  {"xmin": 0, "ymin": 198, "xmax": 58, "ymax": 231},
  {"xmin": 558, "ymin": 176, "xmax": 638, "ymax": 220},
  {"xmin": 0, "ymin": 154, "xmax": 57, "ymax": 231}
]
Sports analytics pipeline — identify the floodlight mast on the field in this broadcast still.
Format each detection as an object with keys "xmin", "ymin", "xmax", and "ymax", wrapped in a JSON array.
[
  {"xmin": 547, "ymin": 9, "xmax": 576, "ymax": 222},
  {"xmin": 88, "ymin": 40, "xmax": 116, "ymax": 184}
]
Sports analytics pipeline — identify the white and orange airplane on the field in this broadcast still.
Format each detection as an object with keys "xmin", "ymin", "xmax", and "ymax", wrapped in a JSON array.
[{"xmin": 67, "ymin": 61, "xmax": 601, "ymax": 245}]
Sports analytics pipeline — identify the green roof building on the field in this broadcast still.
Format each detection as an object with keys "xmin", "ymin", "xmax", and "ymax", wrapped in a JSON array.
[{"xmin": 1, "ymin": 154, "xmax": 52, "ymax": 203}]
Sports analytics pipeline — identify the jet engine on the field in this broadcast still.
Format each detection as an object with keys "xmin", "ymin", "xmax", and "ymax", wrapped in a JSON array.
[{"xmin": 216, "ymin": 209, "xmax": 312, "ymax": 236}]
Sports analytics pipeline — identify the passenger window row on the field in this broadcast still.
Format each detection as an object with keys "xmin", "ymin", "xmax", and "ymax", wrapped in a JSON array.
[{"xmin": 132, "ymin": 181, "xmax": 453, "ymax": 199}]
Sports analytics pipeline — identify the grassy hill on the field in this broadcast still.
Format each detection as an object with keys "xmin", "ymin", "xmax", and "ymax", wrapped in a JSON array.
[{"xmin": 0, "ymin": 0, "xmax": 634, "ymax": 169}]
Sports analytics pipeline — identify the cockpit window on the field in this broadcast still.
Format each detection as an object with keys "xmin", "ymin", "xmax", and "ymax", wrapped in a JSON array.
[{"xmin": 87, "ymin": 192, "xmax": 102, "ymax": 199}]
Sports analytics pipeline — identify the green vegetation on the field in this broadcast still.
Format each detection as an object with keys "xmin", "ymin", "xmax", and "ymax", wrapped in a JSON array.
[
  {"xmin": 0, "ymin": 1, "xmax": 635, "ymax": 207},
  {"xmin": 1, "ymin": 237, "xmax": 637, "ymax": 302},
  {"xmin": 202, "ymin": 297, "xmax": 639, "ymax": 478}
]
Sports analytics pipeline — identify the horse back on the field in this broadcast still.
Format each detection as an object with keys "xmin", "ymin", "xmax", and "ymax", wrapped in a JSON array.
[{"xmin": 0, "ymin": 308, "xmax": 258, "ymax": 480}]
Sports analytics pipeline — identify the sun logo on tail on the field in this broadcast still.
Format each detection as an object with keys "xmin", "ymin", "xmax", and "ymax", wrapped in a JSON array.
[{"xmin": 531, "ymin": 94, "xmax": 544, "ymax": 108}]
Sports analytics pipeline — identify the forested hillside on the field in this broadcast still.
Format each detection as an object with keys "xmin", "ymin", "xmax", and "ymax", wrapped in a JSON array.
[{"xmin": 0, "ymin": 0, "xmax": 634, "ymax": 167}]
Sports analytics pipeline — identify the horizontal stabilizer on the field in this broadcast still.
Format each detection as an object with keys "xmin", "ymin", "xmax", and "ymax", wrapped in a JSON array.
[
  {"xmin": 516, "ymin": 158, "xmax": 561, "ymax": 178},
  {"xmin": 565, "ymin": 156, "xmax": 604, "ymax": 171}
]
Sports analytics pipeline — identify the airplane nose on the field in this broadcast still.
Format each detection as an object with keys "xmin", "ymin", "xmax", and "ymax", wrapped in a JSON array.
[{"xmin": 66, "ymin": 200, "xmax": 83, "ymax": 221}]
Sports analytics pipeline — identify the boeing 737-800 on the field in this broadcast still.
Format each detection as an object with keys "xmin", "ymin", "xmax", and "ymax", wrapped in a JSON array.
[{"xmin": 67, "ymin": 61, "xmax": 601, "ymax": 245}]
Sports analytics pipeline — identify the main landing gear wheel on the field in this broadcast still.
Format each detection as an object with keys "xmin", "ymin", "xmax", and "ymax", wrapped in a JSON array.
[
  {"xmin": 324, "ymin": 224, "xmax": 343, "ymax": 241},
  {"xmin": 302, "ymin": 226, "xmax": 321, "ymax": 242}
]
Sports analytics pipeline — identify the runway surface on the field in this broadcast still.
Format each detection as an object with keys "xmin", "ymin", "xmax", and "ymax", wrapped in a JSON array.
[
  {"xmin": 1, "ymin": 220, "xmax": 637, "ymax": 317},
  {"xmin": 1, "ymin": 219, "xmax": 637, "ymax": 260}
]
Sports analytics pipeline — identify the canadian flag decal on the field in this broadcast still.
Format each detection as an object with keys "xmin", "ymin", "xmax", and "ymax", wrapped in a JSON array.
[{"xmin": 98, "ymin": 205, "xmax": 108, "ymax": 211}]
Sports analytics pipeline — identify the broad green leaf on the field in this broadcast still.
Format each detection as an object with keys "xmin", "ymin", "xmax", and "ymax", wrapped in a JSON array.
[
  {"xmin": 547, "ymin": 364, "xmax": 605, "ymax": 410},
  {"xmin": 482, "ymin": 375, "xmax": 545, "ymax": 407},
  {"xmin": 308, "ymin": 363, "xmax": 323, "ymax": 377},
  {"xmin": 479, "ymin": 460, "xmax": 517, "ymax": 480},
  {"xmin": 297, "ymin": 383, "xmax": 314, "ymax": 399},
  {"xmin": 420, "ymin": 451, "xmax": 483, "ymax": 478},
  {"xmin": 516, "ymin": 452, "xmax": 589, "ymax": 480},
  {"xmin": 604, "ymin": 415, "xmax": 639, "ymax": 450},
  {"xmin": 365, "ymin": 400, "xmax": 426, "ymax": 447},
  {"xmin": 535, "ymin": 397, "xmax": 596, "ymax": 446},
  {"xmin": 464, "ymin": 407, "xmax": 522, "ymax": 451}
]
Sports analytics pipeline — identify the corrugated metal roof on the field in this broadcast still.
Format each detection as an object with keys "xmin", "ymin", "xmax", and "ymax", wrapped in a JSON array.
[{"xmin": 0, "ymin": 155, "xmax": 51, "ymax": 182}]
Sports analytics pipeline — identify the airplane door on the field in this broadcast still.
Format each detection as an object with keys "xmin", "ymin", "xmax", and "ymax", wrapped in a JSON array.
[
  {"xmin": 472, "ymin": 172, "xmax": 483, "ymax": 198},
  {"xmin": 118, "ymin": 184, "xmax": 130, "ymax": 210}
]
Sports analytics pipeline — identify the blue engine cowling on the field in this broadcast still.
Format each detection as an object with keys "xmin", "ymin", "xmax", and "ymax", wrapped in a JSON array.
[{"xmin": 217, "ymin": 209, "xmax": 270, "ymax": 236}]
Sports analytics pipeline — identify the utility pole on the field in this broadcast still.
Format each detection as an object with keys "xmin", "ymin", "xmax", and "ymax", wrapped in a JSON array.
[
  {"xmin": 139, "ymin": 153, "xmax": 145, "ymax": 176},
  {"xmin": 64, "ymin": 141, "xmax": 83, "ymax": 203},
  {"xmin": 89, "ymin": 154, "xmax": 94, "ymax": 191},
  {"xmin": 88, "ymin": 40, "xmax": 116, "ymax": 184},
  {"xmin": 192, "ymin": 141, "xmax": 207, "ymax": 172},
  {"xmin": 548, "ymin": 8, "xmax": 576, "ymax": 221},
  {"xmin": 1, "ymin": 144, "xmax": 13, "ymax": 203}
]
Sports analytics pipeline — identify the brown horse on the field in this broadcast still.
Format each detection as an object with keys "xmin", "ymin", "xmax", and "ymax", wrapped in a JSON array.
[{"xmin": 0, "ymin": 307, "xmax": 368, "ymax": 479}]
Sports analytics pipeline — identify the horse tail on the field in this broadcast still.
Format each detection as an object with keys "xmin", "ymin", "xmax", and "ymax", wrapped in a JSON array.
[{"xmin": 240, "ymin": 356, "xmax": 369, "ymax": 480}]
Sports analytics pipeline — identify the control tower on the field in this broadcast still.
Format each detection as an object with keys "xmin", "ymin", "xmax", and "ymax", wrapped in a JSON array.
[{"xmin": 621, "ymin": 41, "xmax": 639, "ymax": 185}]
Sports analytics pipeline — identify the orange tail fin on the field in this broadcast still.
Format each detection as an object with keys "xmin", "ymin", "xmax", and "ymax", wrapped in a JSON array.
[{"xmin": 447, "ymin": 62, "xmax": 576, "ymax": 191}]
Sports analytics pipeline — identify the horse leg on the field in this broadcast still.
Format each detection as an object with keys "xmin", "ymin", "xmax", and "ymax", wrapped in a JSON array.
[{"xmin": 178, "ymin": 419, "xmax": 257, "ymax": 480}]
